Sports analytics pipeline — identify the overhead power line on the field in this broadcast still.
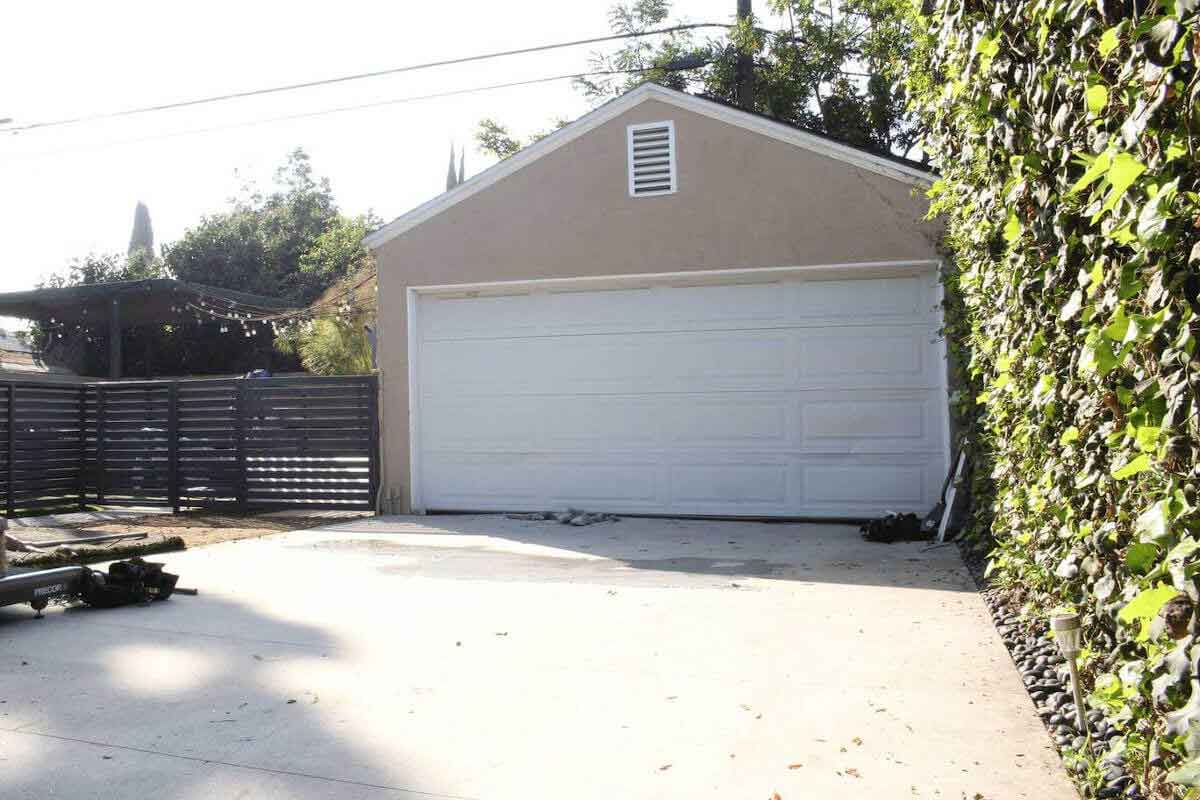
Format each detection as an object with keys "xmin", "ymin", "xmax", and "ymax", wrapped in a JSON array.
[
  {"xmin": 0, "ymin": 24, "xmax": 727, "ymax": 135},
  {"xmin": 4, "ymin": 63, "xmax": 711, "ymax": 159}
]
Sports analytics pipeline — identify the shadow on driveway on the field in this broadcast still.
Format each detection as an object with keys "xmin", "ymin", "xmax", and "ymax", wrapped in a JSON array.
[
  {"xmin": 0, "ymin": 590, "xmax": 462, "ymax": 799},
  {"xmin": 306, "ymin": 513, "xmax": 976, "ymax": 593}
]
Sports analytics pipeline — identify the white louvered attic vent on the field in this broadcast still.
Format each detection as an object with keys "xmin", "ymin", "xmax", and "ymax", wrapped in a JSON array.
[{"xmin": 627, "ymin": 121, "xmax": 677, "ymax": 197}]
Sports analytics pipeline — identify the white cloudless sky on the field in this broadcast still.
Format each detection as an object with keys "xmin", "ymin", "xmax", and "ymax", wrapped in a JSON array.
[{"xmin": 0, "ymin": 0, "xmax": 756, "ymax": 325}]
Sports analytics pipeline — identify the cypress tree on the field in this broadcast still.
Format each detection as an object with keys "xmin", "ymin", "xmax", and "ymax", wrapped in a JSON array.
[
  {"xmin": 128, "ymin": 202, "xmax": 154, "ymax": 258},
  {"xmin": 445, "ymin": 144, "xmax": 458, "ymax": 191}
]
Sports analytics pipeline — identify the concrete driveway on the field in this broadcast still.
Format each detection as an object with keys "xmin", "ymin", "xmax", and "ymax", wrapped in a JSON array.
[{"xmin": 0, "ymin": 515, "xmax": 1075, "ymax": 800}]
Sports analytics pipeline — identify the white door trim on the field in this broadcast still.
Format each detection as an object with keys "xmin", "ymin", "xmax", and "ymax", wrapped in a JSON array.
[
  {"xmin": 405, "ymin": 259, "xmax": 948, "ymax": 515},
  {"xmin": 406, "ymin": 259, "xmax": 939, "ymax": 298},
  {"xmin": 406, "ymin": 287, "xmax": 423, "ymax": 513}
]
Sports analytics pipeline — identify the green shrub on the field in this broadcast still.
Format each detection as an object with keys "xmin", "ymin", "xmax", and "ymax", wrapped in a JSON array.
[{"xmin": 907, "ymin": 0, "xmax": 1200, "ymax": 790}]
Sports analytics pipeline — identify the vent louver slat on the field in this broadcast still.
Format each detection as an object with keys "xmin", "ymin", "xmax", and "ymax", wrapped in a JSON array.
[{"xmin": 627, "ymin": 121, "xmax": 676, "ymax": 197}]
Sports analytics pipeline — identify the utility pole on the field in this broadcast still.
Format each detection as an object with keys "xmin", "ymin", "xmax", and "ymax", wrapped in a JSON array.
[{"xmin": 735, "ymin": 0, "xmax": 754, "ymax": 111}]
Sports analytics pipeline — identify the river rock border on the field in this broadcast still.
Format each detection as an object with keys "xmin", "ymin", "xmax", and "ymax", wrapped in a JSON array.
[{"xmin": 959, "ymin": 540, "xmax": 1142, "ymax": 799}]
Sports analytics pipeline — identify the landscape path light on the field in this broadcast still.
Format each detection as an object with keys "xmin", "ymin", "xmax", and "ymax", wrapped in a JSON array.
[{"xmin": 1051, "ymin": 611, "xmax": 1088, "ymax": 733}]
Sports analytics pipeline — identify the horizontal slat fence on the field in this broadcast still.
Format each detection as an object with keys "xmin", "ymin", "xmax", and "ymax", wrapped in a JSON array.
[
  {"xmin": 5, "ymin": 383, "xmax": 88, "ymax": 516},
  {"xmin": 2, "ymin": 376, "xmax": 377, "ymax": 517}
]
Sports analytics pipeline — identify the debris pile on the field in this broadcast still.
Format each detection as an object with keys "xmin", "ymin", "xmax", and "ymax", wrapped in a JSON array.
[
  {"xmin": 506, "ymin": 509, "xmax": 619, "ymax": 526},
  {"xmin": 859, "ymin": 512, "xmax": 927, "ymax": 543}
]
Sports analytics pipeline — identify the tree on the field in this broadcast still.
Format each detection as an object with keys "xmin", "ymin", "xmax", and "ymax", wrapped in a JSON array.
[
  {"xmin": 157, "ymin": 149, "xmax": 376, "ymax": 374},
  {"xmin": 38, "ymin": 149, "xmax": 376, "ymax": 378},
  {"xmin": 445, "ymin": 143, "xmax": 460, "ymax": 191},
  {"xmin": 274, "ymin": 264, "xmax": 377, "ymax": 376},
  {"xmin": 164, "ymin": 148, "xmax": 349, "ymax": 306},
  {"xmin": 474, "ymin": 117, "xmax": 572, "ymax": 161},
  {"xmin": 39, "ymin": 251, "xmax": 164, "ymax": 290},
  {"xmin": 128, "ymin": 201, "xmax": 154, "ymax": 258},
  {"xmin": 478, "ymin": 0, "xmax": 923, "ymax": 160},
  {"xmin": 475, "ymin": 119, "xmax": 523, "ymax": 160},
  {"xmin": 572, "ymin": 0, "xmax": 709, "ymax": 100},
  {"xmin": 276, "ymin": 316, "xmax": 373, "ymax": 376}
]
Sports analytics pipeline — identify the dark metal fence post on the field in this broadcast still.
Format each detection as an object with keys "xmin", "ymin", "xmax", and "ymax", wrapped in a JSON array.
[
  {"xmin": 6, "ymin": 384, "xmax": 14, "ymax": 518},
  {"xmin": 234, "ymin": 380, "xmax": 247, "ymax": 512},
  {"xmin": 368, "ymin": 376, "xmax": 380, "ymax": 513},
  {"xmin": 167, "ymin": 382, "xmax": 180, "ymax": 513},
  {"xmin": 78, "ymin": 385, "xmax": 88, "ymax": 510},
  {"xmin": 96, "ymin": 386, "xmax": 106, "ymax": 505}
]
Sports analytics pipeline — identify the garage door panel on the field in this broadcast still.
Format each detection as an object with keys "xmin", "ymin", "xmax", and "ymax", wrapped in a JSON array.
[
  {"xmin": 796, "ymin": 326, "xmax": 935, "ymax": 388},
  {"xmin": 803, "ymin": 464, "xmax": 927, "ymax": 506},
  {"xmin": 668, "ymin": 462, "xmax": 790, "ymax": 506},
  {"xmin": 538, "ymin": 398, "xmax": 661, "ymax": 449},
  {"xmin": 794, "ymin": 275, "xmax": 928, "ymax": 322},
  {"xmin": 798, "ymin": 391, "xmax": 943, "ymax": 454},
  {"xmin": 422, "ymin": 455, "xmax": 542, "ymax": 508},
  {"xmin": 661, "ymin": 398, "xmax": 791, "ymax": 446},
  {"xmin": 540, "ymin": 288, "xmax": 661, "ymax": 335},
  {"xmin": 422, "ymin": 293, "xmax": 542, "ymax": 340},
  {"xmin": 413, "ymin": 269, "xmax": 947, "ymax": 517},
  {"xmin": 421, "ymin": 400, "xmax": 544, "ymax": 449},
  {"xmin": 542, "ymin": 462, "xmax": 662, "ymax": 507},
  {"xmin": 659, "ymin": 281, "xmax": 787, "ymax": 328}
]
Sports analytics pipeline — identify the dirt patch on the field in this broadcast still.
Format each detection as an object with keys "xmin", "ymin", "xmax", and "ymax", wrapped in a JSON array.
[{"xmin": 9, "ymin": 511, "xmax": 360, "ymax": 567}]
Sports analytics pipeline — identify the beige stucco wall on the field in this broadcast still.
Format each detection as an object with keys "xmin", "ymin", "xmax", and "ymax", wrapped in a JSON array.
[{"xmin": 372, "ymin": 98, "xmax": 942, "ymax": 511}]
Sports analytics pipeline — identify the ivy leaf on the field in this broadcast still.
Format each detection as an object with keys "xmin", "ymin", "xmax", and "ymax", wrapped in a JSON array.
[
  {"xmin": 1098, "ymin": 26, "xmax": 1121, "ymax": 57},
  {"xmin": 1136, "ymin": 501, "xmax": 1169, "ymax": 542},
  {"xmin": 1110, "ymin": 225, "xmax": 1137, "ymax": 245},
  {"xmin": 1153, "ymin": 642, "xmax": 1194, "ymax": 704},
  {"xmin": 1135, "ymin": 425, "xmax": 1161, "ymax": 452},
  {"xmin": 1102, "ymin": 306, "xmax": 1130, "ymax": 340},
  {"xmin": 1101, "ymin": 153, "xmax": 1148, "ymax": 214},
  {"xmin": 1166, "ymin": 681, "xmax": 1200, "ymax": 737},
  {"xmin": 1113, "ymin": 453, "xmax": 1152, "ymax": 480},
  {"xmin": 1061, "ymin": 426, "xmax": 1081, "ymax": 444},
  {"xmin": 1003, "ymin": 211, "xmax": 1021, "ymax": 243},
  {"xmin": 1060, "ymin": 289, "xmax": 1084, "ymax": 321},
  {"xmin": 1069, "ymin": 150, "xmax": 1112, "ymax": 194},
  {"xmin": 1169, "ymin": 758, "xmax": 1200, "ymax": 787},
  {"xmin": 1086, "ymin": 84, "xmax": 1109, "ymax": 114},
  {"xmin": 976, "ymin": 34, "xmax": 1000, "ymax": 70},
  {"xmin": 1086, "ymin": 260, "xmax": 1105, "ymax": 296},
  {"xmin": 1080, "ymin": 336, "xmax": 1119, "ymax": 376},
  {"xmin": 1138, "ymin": 179, "xmax": 1177, "ymax": 244},
  {"xmin": 1033, "ymin": 374, "xmax": 1055, "ymax": 405},
  {"xmin": 1118, "ymin": 583, "xmax": 1178, "ymax": 640},
  {"xmin": 1125, "ymin": 542, "xmax": 1159, "ymax": 574},
  {"xmin": 1146, "ymin": 18, "xmax": 1182, "ymax": 66}
]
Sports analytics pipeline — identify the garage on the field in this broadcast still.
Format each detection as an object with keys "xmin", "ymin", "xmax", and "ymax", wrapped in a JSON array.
[
  {"xmin": 408, "ymin": 262, "xmax": 948, "ymax": 518},
  {"xmin": 366, "ymin": 83, "xmax": 946, "ymax": 515}
]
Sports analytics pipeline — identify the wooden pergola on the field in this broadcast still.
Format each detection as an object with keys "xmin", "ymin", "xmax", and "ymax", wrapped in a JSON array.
[{"xmin": 0, "ymin": 279, "xmax": 295, "ymax": 378}]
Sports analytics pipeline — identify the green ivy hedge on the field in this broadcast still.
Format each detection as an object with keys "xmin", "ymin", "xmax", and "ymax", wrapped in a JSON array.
[{"xmin": 906, "ymin": 0, "xmax": 1200, "ymax": 792}]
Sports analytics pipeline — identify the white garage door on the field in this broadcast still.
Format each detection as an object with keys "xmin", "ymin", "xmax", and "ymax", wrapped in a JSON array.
[{"xmin": 410, "ymin": 265, "xmax": 948, "ymax": 518}]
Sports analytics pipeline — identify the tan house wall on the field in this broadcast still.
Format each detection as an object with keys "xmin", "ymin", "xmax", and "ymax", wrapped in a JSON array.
[{"xmin": 373, "ymin": 98, "xmax": 942, "ymax": 510}]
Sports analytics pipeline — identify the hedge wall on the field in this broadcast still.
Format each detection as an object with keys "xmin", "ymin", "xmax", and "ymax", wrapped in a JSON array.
[{"xmin": 906, "ymin": 0, "xmax": 1200, "ymax": 793}]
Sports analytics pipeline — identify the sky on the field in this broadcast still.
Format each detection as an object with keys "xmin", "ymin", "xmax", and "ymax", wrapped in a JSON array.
[{"xmin": 0, "ymin": 0, "xmax": 756, "ymax": 330}]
